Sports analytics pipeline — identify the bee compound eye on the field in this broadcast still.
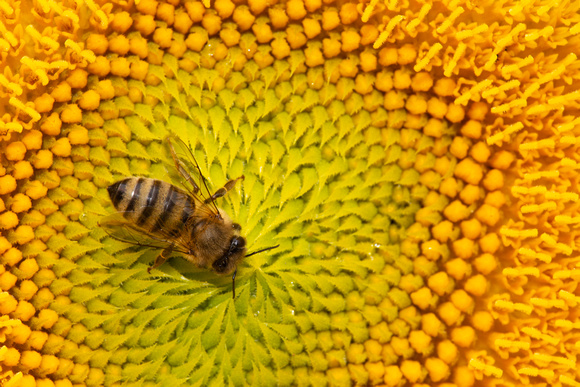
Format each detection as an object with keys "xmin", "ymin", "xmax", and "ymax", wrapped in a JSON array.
[{"xmin": 233, "ymin": 237, "xmax": 245, "ymax": 249}]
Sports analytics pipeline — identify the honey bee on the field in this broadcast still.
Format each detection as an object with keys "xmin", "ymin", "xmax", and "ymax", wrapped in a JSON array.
[{"xmin": 101, "ymin": 135, "xmax": 277, "ymax": 298}]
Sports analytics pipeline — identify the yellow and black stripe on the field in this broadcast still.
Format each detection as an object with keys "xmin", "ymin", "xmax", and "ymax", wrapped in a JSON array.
[{"xmin": 107, "ymin": 178, "xmax": 196, "ymax": 236}]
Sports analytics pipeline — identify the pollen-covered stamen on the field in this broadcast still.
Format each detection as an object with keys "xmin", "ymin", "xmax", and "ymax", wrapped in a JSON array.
[
  {"xmin": 444, "ymin": 42, "xmax": 466, "ymax": 77},
  {"xmin": 406, "ymin": 3, "xmax": 431, "ymax": 32},
  {"xmin": 482, "ymin": 79, "xmax": 520, "ymax": 99},
  {"xmin": 469, "ymin": 358, "xmax": 503, "ymax": 378},
  {"xmin": 436, "ymin": 6, "xmax": 464, "ymax": 35},
  {"xmin": 532, "ymin": 353, "xmax": 576, "ymax": 368},
  {"xmin": 500, "ymin": 227, "xmax": 538, "ymax": 239},
  {"xmin": 372, "ymin": 14, "xmax": 405, "ymax": 49},
  {"xmin": 8, "ymin": 97, "xmax": 41, "ymax": 123},
  {"xmin": 518, "ymin": 367, "xmax": 554, "ymax": 379},
  {"xmin": 455, "ymin": 79, "xmax": 493, "ymax": 105},
  {"xmin": 517, "ymin": 247, "xmax": 552, "ymax": 263},
  {"xmin": 0, "ymin": 74, "xmax": 22, "ymax": 96},
  {"xmin": 414, "ymin": 42, "xmax": 442, "ymax": 72},
  {"xmin": 64, "ymin": 39, "xmax": 96, "ymax": 63}
]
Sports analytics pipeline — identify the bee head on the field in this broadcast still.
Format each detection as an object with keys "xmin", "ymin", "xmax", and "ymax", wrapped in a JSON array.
[{"xmin": 212, "ymin": 236, "xmax": 246, "ymax": 274}]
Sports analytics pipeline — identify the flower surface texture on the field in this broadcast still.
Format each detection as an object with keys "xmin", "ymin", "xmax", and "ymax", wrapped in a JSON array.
[{"xmin": 0, "ymin": 0, "xmax": 579, "ymax": 386}]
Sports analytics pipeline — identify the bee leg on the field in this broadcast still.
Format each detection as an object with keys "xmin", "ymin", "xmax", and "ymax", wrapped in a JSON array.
[
  {"xmin": 147, "ymin": 246, "xmax": 173, "ymax": 273},
  {"xmin": 205, "ymin": 175, "xmax": 245, "ymax": 204}
]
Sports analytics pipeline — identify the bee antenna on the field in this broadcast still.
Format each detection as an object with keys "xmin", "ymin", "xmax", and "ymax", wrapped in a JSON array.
[
  {"xmin": 233, "ymin": 245, "xmax": 278, "ymax": 299},
  {"xmin": 245, "ymin": 244, "xmax": 279, "ymax": 258},
  {"xmin": 232, "ymin": 270, "xmax": 236, "ymax": 299}
]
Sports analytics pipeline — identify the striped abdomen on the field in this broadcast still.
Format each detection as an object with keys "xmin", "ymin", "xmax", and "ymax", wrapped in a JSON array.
[{"xmin": 107, "ymin": 177, "xmax": 195, "ymax": 235}]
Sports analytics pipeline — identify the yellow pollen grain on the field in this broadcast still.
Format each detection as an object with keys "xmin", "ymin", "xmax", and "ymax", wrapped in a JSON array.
[
  {"xmin": 50, "ymin": 82, "xmax": 72, "ymax": 103},
  {"xmin": 452, "ymin": 238, "xmax": 474, "ymax": 259},
  {"xmin": 5, "ymin": 141, "xmax": 27, "ymax": 161},
  {"xmin": 0, "ymin": 271, "xmax": 18, "ymax": 291},
  {"xmin": 451, "ymin": 326, "xmax": 475, "ymax": 348},
  {"xmin": 286, "ymin": 0, "xmax": 307, "ymax": 21},
  {"xmin": 0, "ymin": 174, "xmax": 17, "ymax": 195},
  {"xmin": 446, "ymin": 259, "xmax": 470, "ymax": 281},
  {"xmin": 10, "ymin": 194, "xmax": 32, "ymax": 213},
  {"xmin": 438, "ymin": 302, "xmax": 461, "ymax": 326},
  {"xmin": 408, "ymin": 330, "xmax": 431, "ymax": 355},
  {"xmin": 342, "ymin": 30, "xmax": 361, "ymax": 53},
  {"xmin": 339, "ymin": 3, "xmax": 358, "ymax": 25},
  {"xmin": 51, "ymin": 138, "xmax": 72, "ymax": 157},
  {"xmin": 399, "ymin": 360, "xmax": 424, "ymax": 383},
  {"xmin": 60, "ymin": 104, "xmax": 83, "ymax": 124},
  {"xmin": 427, "ymin": 272, "xmax": 453, "ymax": 297},
  {"xmin": 411, "ymin": 287, "xmax": 435, "ymax": 310},
  {"xmin": 449, "ymin": 289, "xmax": 473, "ymax": 313},
  {"xmin": 471, "ymin": 310, "xmax": 494, "ymax": 332},
  {"xmin": 68, "ymin": 127, "xmax": 89, "ymax": 145},
  {"xmin": 383, "ymin": 365, "xmax": 402, "ymax": 386},
  {"xmin": 425, "ymin": 357, "xmax": 449, "ymax": 382},
  {"xmin": 32, "ymin": 149, "xmax": 53, "ymax": 170}
]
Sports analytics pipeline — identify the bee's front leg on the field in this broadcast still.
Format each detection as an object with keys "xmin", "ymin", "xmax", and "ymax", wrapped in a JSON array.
[{"xmin": 148, "ymin": 246, "xmax": 173, "ymax": 273}]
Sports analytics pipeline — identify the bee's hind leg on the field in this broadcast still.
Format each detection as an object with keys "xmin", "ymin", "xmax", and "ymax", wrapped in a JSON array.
[
  {"xmin": 148, "ymin": 246, "xmax": 173, "ymax": 273},
  {"xmin": 205, "ymin": 175, "xmax": 245, "ymax": 203}
]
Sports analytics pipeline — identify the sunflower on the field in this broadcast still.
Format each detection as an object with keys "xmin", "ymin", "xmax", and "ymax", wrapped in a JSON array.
[{"xmin": 1, "ymin": 0, "xmax": 579, "ymax": 386}]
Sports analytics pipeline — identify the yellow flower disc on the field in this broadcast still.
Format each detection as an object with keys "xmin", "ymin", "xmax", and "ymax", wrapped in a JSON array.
[{"xmin": 0, "ymin": 0, "xmax": 579, "ymax": 386}]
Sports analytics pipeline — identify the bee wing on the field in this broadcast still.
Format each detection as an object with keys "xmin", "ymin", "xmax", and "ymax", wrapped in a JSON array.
[
  {"xmin": 99, "ymin": 212, "xmax": 191, "ymax": 255},
  {"xmin": 166, "ymin": 134, "xmax": 221, "ymax": 218}
]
